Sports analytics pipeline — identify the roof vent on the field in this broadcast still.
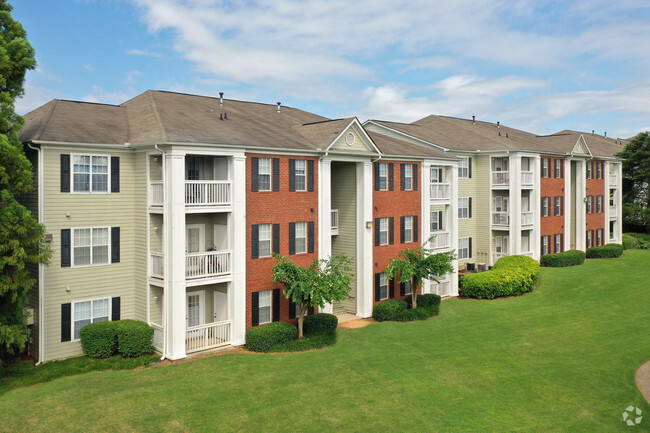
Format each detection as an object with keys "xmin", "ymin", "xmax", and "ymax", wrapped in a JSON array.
[
  {"xmin": 219, "ymin": 113, "xmax": 223, "ymax": 120},
  {"xmin": 472, "ymin": 115, "xmax": 476, "ymax": 125},
  {"xmin": 277, "ymin": 102, "xmax": 281, "ymax": 113},
  {"xmin": 219, "ymin": 92, "xmax": 224, "ymax": 107},
  {"xmin": 497, "ymin": 121, "xmax": 500, "ymax": 128},
  {"xmin": 224, "ymin": 112, "xmax": 228, "ymax": 120},
  {"xmin": 498, "ymin": 131, "xmax": 501, "ymax": 136},
  {"xmin": 592, "ymin": 130, "xmax": 594, "ymax": 135},
  {"xmin": 604, "ymin": 131, "xmax": 607, "ymax": 138},
  {"xmin": 506, "ymin": 133, "xmax": 509, "ymax": 138}
]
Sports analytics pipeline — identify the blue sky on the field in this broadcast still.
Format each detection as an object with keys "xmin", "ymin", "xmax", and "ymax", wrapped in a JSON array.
[{"xmin": 12, "ymin": 0, "xmax": 650, "ymax": 138}]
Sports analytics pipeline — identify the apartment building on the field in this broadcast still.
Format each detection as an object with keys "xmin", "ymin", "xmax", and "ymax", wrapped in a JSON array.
[{"xmin": 19, "ymin": 90, "xmax": 458, "ymax": 362}]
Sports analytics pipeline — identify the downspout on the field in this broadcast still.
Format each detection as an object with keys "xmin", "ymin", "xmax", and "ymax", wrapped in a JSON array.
[
  {"xmin": 27, "ymin": 142, "xmax": 45, "ymax": 365},
  {"xmin": 154, "ymin": 144, "xmax": 167, "ymax": 361}
]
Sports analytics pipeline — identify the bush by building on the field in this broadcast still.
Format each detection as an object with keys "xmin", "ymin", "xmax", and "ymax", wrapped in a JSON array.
[
  {"xmin": 460, "ymin": 255, "xmax": 540, "ymax": 299},
  {"xmin": 540, "ymin": 250, "xmax": 586, "ymax": 267},
  {"xmin": 586, "ymin": 243, "xmax": 624, "ymax": 258},
  {"xmin": 245, "ymin": 322, "xmax": 298, "ymax": 353}
]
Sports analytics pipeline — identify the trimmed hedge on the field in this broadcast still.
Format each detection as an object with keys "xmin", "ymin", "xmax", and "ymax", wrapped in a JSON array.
[
  {"xmin": 246, "ymin": 322, "xmax": 298, "ymax": 353},
  {"xmin": 372, "ymin": 300, "xmax": 407, "ymax": 322},
  {"xmin": 405, "ymin": 293, "xmax": 442, "ymax": 309},
  {"xmin": 586, "ymin": 243, "xmax": 624, "ymax": 258},
  {"xmin": 303, "ymin": 313, "xmax": 338, "ymax": 335},
  {"xmin": 541, "ymin": 250, "xmax": 586, "ymax": 267},
  {"xmin": 622, "ymin": 233, "xmax": 649, "ymax": 250},
  {"xmin": 115, "ymin": 320, "xmax": 154, "ymax": 358},
  {"xmin": 80, "ymin": 321, "xmax": 118, "ymax": 358},
  {"xmin": 268, "ymin": 331, "xmax": 336, "ymax": 352},
  {"xmin": 460, "ymin": 255, "xmax": 540, "ymax": 299},
  {"xmin": 394, "ymin": 305, "xmax": 439, "ymax": 322}
]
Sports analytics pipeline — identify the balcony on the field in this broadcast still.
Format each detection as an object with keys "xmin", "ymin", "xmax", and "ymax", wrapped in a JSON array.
[
  {"xmin": 521, "ymin": 211, "xmax": 534, "ymax": 226},
  {"xmin": 609, "ymin": 206, "xmax": 617, "ymax": 218},
  {"xmin": 492, "ymin": 212, "xmax": 509, "ymax": 226},
  {"xmin": 429, "ymin": 231, "xmax": 450, "ymax": 249},
  {"xmin": 609, "ymin": 173, "xmax": 618, "ymax": 187},
  {"xmin": 430, "ymin": 183, "xmax": 451, "ymax": 200},
  {"xmin": 430, "ymin": 280, "xmax": 452, "ymax": 297},
  {"xmin": 331, "ymin": 209, "xmax": 339, "ymax": 235},
  {"xmin": 150, "ymin": 250, "xmax": 232, "ymax": 281},
  {"xmin": 521, "ymin": 171, "xmax": 534, "ymax": 188},
  {"xmin": 149, "ymin": 181, "xmax": 232, "ymax": 207},
  {"xmin": 492, "ymin": 172, "xmax": 509, "ymax": 188},
  {"xmin": 494, "ymin": 251, "xmax": 509, "ymax": 260},
  {"xmin": 186, "ymin": 320, "xmax": 231, "ymax": 353}
]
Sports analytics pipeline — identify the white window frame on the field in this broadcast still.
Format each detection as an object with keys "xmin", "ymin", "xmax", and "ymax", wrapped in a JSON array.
[
  {"xmin": 295, "ymin": 221, "xmax": 307, "ymax": 254},
  {"xmin": 494, "ymin": 196, "xmax": 508, "ymax": 212},
  {"xmin": 379, "ymin": 273, "xmax": 388, "ymax": 300},
  {"xmin": 494, "ymin": 157, "xmax": 508, "ymax": 172},
  {"xmin": 186, "ymin": 290, "xmax": 205, "ymax": 328},
  {"xmin": 379, "ymin": 217, "xmax": 389, "ymax": 246},
  {"xmin": 554, "ymin": 234, "xmax": 562, "ymax": 253},
  {"xmin": 258, "ymin": 158, "xmax": 271, "ymax": 191},
  {"xmin": 458, "ymin": 237, "xmax": 469, "ymax": 260},
  {"xmin": 596, "ymin": 229, "xmax": 603, "ymax": 246},
  {"xmin": 586, "ymin": 195, "xmax": 593, "ymax": 214},
  {"xmin": 494, "ymin": 235, "xmax": 509, "ymax": 254},
  {"xmin": 258, "ymin": 290, "xmax": 272, "ymax": 325},
  {"xmin": 458, "ymin": 197, "xmax": 470, "ymax": 219},
  {"xmin": 596, "ymin": 195, "xmax": 603, "ymax": 213},
  {"xmin": 403, "ymin": 280, "xmax": 412, "ymax": 296},
  {"xmin": 458, "ymin": 157, "xmax": 469, "ymax": 178},
  {"xmin": 541, "ymin": 236, "xmax": 550, "ymax": 256},
  {"xmin": 554, "ymin": 196, "xmax": 562, "ymax": 216},
  {"xmin": 72, "ymin": 297, "xmax": 111, "ymax": 341},
  {"xmin": 403, "ymin": 216, "xmax": 413, "ymax": 243},
  {"xmin": 430, "ymin": 167, "xmax": 441, "ymax": 183},
  {"xmin": 258, "ymin": 224, "xmax": 272, "ymax": 258},
  {"xmin": 378, "ymin": 163, "xmax": 388, "ymax": 190},
  {"xmin": 403, "ymin": 164, "xmax": 413, "ymax": 190},
  {"xmin": 554, "ymin": 159, "xmax": 562, "ymax": 178},
  {"xmin": 596, "ymin": 161, "xmax": 602, "ymax": 179},
  {"xmin": 71, "ymin": 226, "xmax": 111, "ymax": 268},
  {"xmin": 541, "ymin": 197, "xmax": 549, "ymax": 217},
  {"xmin": 430, "ymin": 211, "xmax": 442, "ymax": 231},
  {"xmin": 586, "ymin": 161, "xmax": 592, "ymax": 179},
  {"xmin": 71, "ymin": 153, "xmax": 111, "ymax": 193},
  {"xmin": 541, "ymin": 158, "xmax": 549, "ymax": 178},
  {"xmin": 586, "ymin": 230, "xmax": 593, "ymax": 248},
  {"xmin": 294, "ymin": 159, "xmax": 306, "ymax": 191}
]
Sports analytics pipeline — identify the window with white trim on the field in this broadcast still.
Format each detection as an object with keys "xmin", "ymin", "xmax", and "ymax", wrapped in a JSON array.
[
  {"xmin": 541, "ymin": 158, "xmax": 549, "ymax": 178},
  {"xmin": 586, "ymin": 230, "xmax": 593, "ymax": 248},
  {"xmin": 596, "ymin": 195, "xmax": 603, "ymax": 213},
  {"xmin": 458, "ymin": 237, "xmax": 469, "ymax": 260},
  {"xmin": 258, "ymin": 158, "xmax": 271, "ymax": 191},
  {"xmin": 379, "ymin": 273, "xmax": 388, "ymax": 300},
  {"xmin": 294, "ymin": 160, "xmax": 306, "ymax": 191},
  {"xmin": 403, "ymin": 164, "xmax": 413, "ymax": 190},
  {"xmin": 258, "ymin": 290, "xmax": 272, "ymax": 324},
  {"xmin": 295, "ymin": 222, "xmax": 307, "ymax": 254},
  {"xmin": 554, "ymin": 196, "xmax": 563, "ymax": 216},
  {"xmin": 596, "ymin": 229, "xmax": 603, "ymax": 246},
  {"xmin": 258, "ymin": 224, "xmax": 271, "ymax": 258},
  {"xmin": 596, "ymin": 161, "xmax": 602, "ymax": 179},
  {"xmin": 378, "ymin": 163, "xmax": 388, "ymax": 190},
  {"xmin": 403, "ymin": 280, "xmax": 412, "ymax": 295},
  {"xmin": 458, "ymin": 197, "xmax": 470, "ymax": 219},
  {"xmin": 586, "ymin": 161, "xmax": 593, "ymax": 179},
  {"xmin": 458, "ymin": 157, "xmax": 469, "ymax": 178},
  {"xmin": 403, "ymin": 216, "xmax": 413, "ymax": 243},
  {"xmin": 541, "ymin": 235, "xmax": 550, "ymax": 255},
  {"xmin": 586, "ymin": 195, "xmax": 593, "ymax": 214},
  {"xmin": 541, "ymin": 197, "xmax": 550, "ymax": 217},
  {"xmin": 378, "ymin": 217, "xmax": 388, "ymax": 246},
  {"xmin": 73, "ymin": 154, "xmax": 109, "ymax": 192},
  {"xmin": 73, "ymin": 298, "xmax": 109, "ymax": 340},
  {"xmin": 554, "ymin": 234, "xmax": 563, "ymax": 253},
  {"xmin": 73, "ymin": 227, "xmax": 109, "ymax": 267},
  {"xmin": 554, "ymin": 159, "xmax": 562, "ymax": 178},
  {"xmin": 430, "ymin": 211, "xmax": 442, "ymax": 231}
]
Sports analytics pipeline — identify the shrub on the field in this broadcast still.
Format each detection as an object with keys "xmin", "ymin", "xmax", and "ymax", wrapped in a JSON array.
[
  {"xmin": 268, "ymin": 331, "xmax": 336, "ymax": 352},
  {"xmin": 405, "ymin": 293, "xmax": 442, "ymax": 309},
  {"xmin": 372, "ymin": 300, "xmax": 407, "ymax": 322},
  {"xmin": 460, "ymin": 255, "xmax": 540, "ymax": 300},
  {"xmin": 622, "ymin": 233, "xmax": 649, "ymax": 250},
  {"xmin": 586, "ymin": 243, "xmax": 624, "ymax": 259},
  {"xmin": 540, "ymin": 250, "xmax": 586, "ymax": 267},
  {"xmin": 79, "ymin": 321, "xmax": 117, "ymax": 358},
  {"xmin": 115, "ymin": 320, "xmax": 154, "ymax": 358},
  {"xmin": 246, "ymin": 322, "xmax": 298, "ymax": 353},
  {"xmin": 394, "ymin": 306, "xmax": 438, "ymax": 322},
  {"xmin": 303, "ymin": 313, "xmax": 338, "ymax": 335}
]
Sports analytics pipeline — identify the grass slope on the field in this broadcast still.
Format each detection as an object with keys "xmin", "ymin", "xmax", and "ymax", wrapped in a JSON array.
[{"xmin": 1, "ymin": 251, "xmax": 649, "ymax": 432}]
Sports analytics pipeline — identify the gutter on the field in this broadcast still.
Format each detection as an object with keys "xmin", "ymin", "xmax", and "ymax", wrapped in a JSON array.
[{"xmin": 154, "ymin": 144, "xmax": 167, "ymax": 361}]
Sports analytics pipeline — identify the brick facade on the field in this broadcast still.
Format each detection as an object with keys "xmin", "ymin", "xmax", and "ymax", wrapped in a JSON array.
[
  {"xmin": 585, "ymin": 159, "xmax": 606, "ymax": 246},
  {"xmin": 540, "ymin": 156, "xmax": 566, "ymax": 253}
]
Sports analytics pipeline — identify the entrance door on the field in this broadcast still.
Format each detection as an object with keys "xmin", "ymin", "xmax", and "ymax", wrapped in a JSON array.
[
  {"xmin": 186, "ymin": 225, "xmax": 205, "ymax": 275},
  {"xmin": 214, "ymin": 290, "xmax": 228, "ymax": 322},
  {"xmin": 186, "ymin": 291, "xmax": 204, "ymax": 328}
]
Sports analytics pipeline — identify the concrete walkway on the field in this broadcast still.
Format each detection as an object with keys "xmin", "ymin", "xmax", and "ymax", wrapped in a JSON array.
[
  {"xmin": 636, "ymin": 360, "xmax": 650, "ymax": 405},
  {"xmin": 336, "ymin": 314, "xmax": 375, "ymax": 330}
]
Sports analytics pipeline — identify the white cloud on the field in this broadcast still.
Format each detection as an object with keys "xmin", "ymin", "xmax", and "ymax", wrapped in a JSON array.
[
  {"xmin": 126, "ymin": 48, "xmax": 164, "ymax": 58},
  {"xmin": 15, "ymin": 83, "xmax": 60, "ymax": 114},
  {"xmin": 83, "ymin": 86, "xmax": 135, "ymax": 105}
]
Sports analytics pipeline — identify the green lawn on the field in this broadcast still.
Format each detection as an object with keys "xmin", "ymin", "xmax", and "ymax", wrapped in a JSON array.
[{"xmin": 1, "ymin": 250, "xmax": 650, "ymax": 432}]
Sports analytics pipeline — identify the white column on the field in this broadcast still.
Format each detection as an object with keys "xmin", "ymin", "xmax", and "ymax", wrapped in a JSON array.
[
  {"xmin": 575, "ymin": 160, "xmax": 587, "ymax": 250},
  {"xmin": 531, "ymin": 156, "xmax": 541, "ymax": 260},
  {"xmin": 564, "ymin": 159, "xmax": 571, "ymax": 251},
  {"xmin": 616, "ymin": 162, "xmax": 623, "ymax": 242},
  {"xmin": 230, "ymin": 154, "xmax": 247, "ymax": 345},
  {"xmin": 510, "ymin": 154, "xmax": 522, "ymax": 255},
  {"xmin": 357, "ymin": 161, "xmax": 374, "ymax": 318},
  {"xmin": 319, "ymin": 158, "xmax": 333, "ymax": 314},
  {"xmin": 604, "ymin": 161, "xmax": 611, "ymax": 242},
  {"xmin": 165, "ymin": 150, "xmax": 187, "ymax": 360},
  {"xmin": 449, "ymin": 163, "xmax": 459, "ymax": 296}
]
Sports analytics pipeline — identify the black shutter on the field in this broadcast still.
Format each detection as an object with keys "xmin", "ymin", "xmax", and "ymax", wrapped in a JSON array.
[
  {"xmin": 308, "ymin": 160, "xmax": 314, "ymax": 191},
  {"xmin": 289, "ymin": 222, "xmax": 296, "ymax": 255},
  {"xmin": 400, "ymin": 216, "xmax": 405, "ymax": 243},
  {"xmin": 289, "ymin": 301, "xmax": 296, "ymax": 319},
  {"xmin": 289, "ymin": 159, "xmax": 296, "ymax": 191},
  {"xmin": 468, "ymin": 158, "xmax": 472, "ymax": 178},
  {"xmin": 251, "ymin": 157, "xmax": 259, "ymax": 192},
  {"xmin": 469, "ymin": 237, "xmax": 473, "ymax": 258},
  {"xmin": 272, "ymin": 158, "xmax": 280, "ymax": 191},
  {"xmin": 308, "ymin": 222, "xmax": 315, "ymax": 253},
  {"xmin": 111, "ymin": 156, "xmax": 120, "ymax": 192},
  {"xmin": 388, "ymin": 163, "xmax": 394, "ymax": 191},
  {"xmin": 561, "ymin": 234, "xmax": 564, "ymax": 252},
  {"xmin": 61, "ymin": 229, "xmax": 71, "ymax": 267},
  {"xmin": 308, "ymin": 305, "xmax": 314, "ymax": 315},
  {"xmin": 374, "ymin": 273, "xmax": 381, "ymax": 302},
  {"xmin": 389, "ymin": 217, "xmax": 394, "ymax": 245},
  {"xmin": 273, "ymin": 224, "xmax": 280, "ymax": 254},
  {"xmin": 375, "ymin": 218, "xmax": 380, "ymax": 246},
  {"xmin": 111, "ymin": 227, "xmax": 120, "ymax": 263},
  {"xmin": 60, "ymin": 154, "xmax": 70, "ymax": 192},
  {"xmin": 468, "ymin": 197, "xmax": 473, "ymax": 219},
  {"xmin": 561, "ymin": 197, "xmax": 565, "ymax": 216},
  {"xmin": 374, "ymin": 163, "xmax": 380, "ymax": 191},
  {"xmin": 413, "ymin": 164, "xmax": 418, "ymax": 191},
  {"xmin": 111, "ymin": 297, "xmax": 121, "ymax": 321},
  {"xmin": 438, "ymin": 169, "xmax": 443, "ymax": 183},
  {"xmin": 400, "ymin": 163, "xmax": 406, "ymax": 190},
  {"xmin": 438, "ymin": 212, "xmax": 443, "ymax": 230},
  {"xmin": 413, "ymin": 215, "xmax": 419, "ymax": 243},
  {"xmin": 272, "ymin": 289, "xmax": 280, "ymax": 322},
  {"xmin": 251, "ymin": 292, "xmax": 259, "ymax": 326},
  {"xmin": 61, "ymin": 303, "xmax": 71, "ymax": 342},
  {"xmin": 554, "ymin": 159, "xmax": 558, "ymax": 178},
  {"xmin": 561, "ymin": 159, "xmax": 565, "ymax": 178},
  {"xmin": 389, "ymin": 280, "xmax": 395, "ymax": 298},
  {"xmin": 399, "ymin": 282, "xmax": 405, "ymax": 296},
  {"xmin": 251, "ymin": 225, "xmax": 259, "ymax": 259}
]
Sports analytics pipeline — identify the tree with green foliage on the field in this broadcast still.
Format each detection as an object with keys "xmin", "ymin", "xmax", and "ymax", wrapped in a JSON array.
[
  {"xmin": 384, "ymin": 238, "xmax": 455, "ymax": 309},
  {"xmin": 0, "ymin": 1, "xmax": 50, "ymax": 365},
  {"xmin": 271, "ymin": 253, "xmax": 352, "ymax": 338},
  {"xmin": 616, "ymin": 131, "xmax": 650, "ymax": 233}
]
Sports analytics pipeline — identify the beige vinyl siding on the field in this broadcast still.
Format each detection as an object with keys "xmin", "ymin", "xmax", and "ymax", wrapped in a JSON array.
[
  {"xmin": 457, "ymin": 155, "xmax": 489, "ymax": 266},
  {"xmin": 150, "ymin": 214, "xmax": 163, "ymax": 252},
  {"xmin": 330, "ymin": 128, "xmax": 372, "ymax": 153},
  {"xmin": 185, "ymin": 213, "xmax": 229, "ymax": 250},
  {"xmin": 149, "ymin": 285, "xmax": 163, "ymax": 324},
  {"xmin": 40, "ymin": 147, "xmax": 142, "ymax": 361},
  {"xmin": 331, "ymin": 162, "xmax": 357, "ymax": 314}
]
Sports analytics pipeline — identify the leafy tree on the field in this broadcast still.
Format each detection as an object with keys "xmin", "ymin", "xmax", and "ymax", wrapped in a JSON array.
[
  {"xmin": 384, "ymin": 238, "xmax": 455, "ymax": 309},
  {"xmin": 616, "ymin": 131, "xmax": 650, "ymax": 233},
  {"xmin": 0, "ymin": 1, "xmax": 50, "ymax": 365},
  {"xmin": 271, "ymin": 253, "xmax": 352, "ymax": 338}
]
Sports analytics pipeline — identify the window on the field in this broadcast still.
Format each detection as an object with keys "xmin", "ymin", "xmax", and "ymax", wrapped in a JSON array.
[
  {"xmin": 402, "ymin": 216, "xmax": 413, "ymax": 243},
  {"xmin": 586, "ymin": 161, "xmax": 593, "ymax": 179},
  {"xmin": 541, "ymin": 197, "xmax": 550, "ymax": 217},
  {"xmin": 431, "ymin": 211, "xmax": 442, "ymax": 231},
  {"xmin": 554, "ymin": 196, "xmax": 563, "ymax": 216},
  {"xmin": 541, "ymin": 158, "xmax": 549, "ymax": 178},
  {"xmin": 379, "ymin": 273, "xmax": 388, "ymax": 300},
  {"xmin": 459, "ymin": 197, "xmax": 470, "ymax": 219},
  {"xmin": 294, "ymin": 160, "xmax": 306, "ymax": 191},
  {"xmin": 458, "ymin": 157, "xmax": 470, "ymax": 178},
  {"xmin": 586, "ymin": 230, "xmax": 593, "ymax": 248},
  {"xmin": 378, "ymin": 163, "xmax": 388, "ymax": 190},
  {"xmin": 72, "ymin": 154, "xmax": 109, "ymax": 192},
  {"xmin": 378, "ymin": 218, "xmax": 388, "ymax": 245},
  {"xmin": 258, "ymin": 224, "xmax": 271, "ymax": 258},
  {"xmin": 376, "ymin": 162, "xmax": 390, "ymax": 191},
  {"xmin": 72, "ymin": 227, "xmax": 109, "ymax": 267},
  {"xmin": 586, "ymin": 195, "xmax": 593, "ymax": 214},
  {"xmin": 554, "ymin": 234, "xmax": 563, "ymax": 253},
  {"xmin": 73, "ymin": 298, "xmax": 109, "ymax": 339},
  {"xmin": 596, "ymin": 195, "xmax": 603, "ymax": 213},
  {"xmin": 458, "ymin": 237, "xmax": 470, "ymax": 260},
  {"xmin": 554, "ymin": 159, "xmax": 562, "ymax": 178},
  {"xmin": 609, "ymin": 190, "xmax": 615, "ymax": 207},
  {"xmin": 403, "ymin": 164, "xmax": 412, "ymax": 190},
  {"xmin": 294, "ymin": 222, "xmax": 306, "ymax": 254},
  {"xmin": 596, "ymin": 229, "xmax": 603, "ymax": 246},
  {"xmin": 258, "ymin": 158, "xmax": 271, "ymax": 191},
  {"xmin": 403, "ymin": 280, "xmax": 412, "ymax": 296},
  {"xmin": 431, "ymin": 167, "xmax": 442, "ymax": 183},
  {"xmin": 258, "ymin": 290, "xmax": 272, "ymax": 324},
  {"xmin": 541, "ymin": 235, "xmax": 550, "ymax": 256},
  {"xmin": 596, "ymin": 161, "xmax": 602, "ymax": 179}
]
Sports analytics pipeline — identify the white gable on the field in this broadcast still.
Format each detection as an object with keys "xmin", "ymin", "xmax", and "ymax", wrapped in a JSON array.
[
  {"xmin": 327, "ymin": 120, "xmax": 380, "ymax": 154},
  {"xmin": 571, "ymin": 135, "xmax": 592, "ymax": 156}
]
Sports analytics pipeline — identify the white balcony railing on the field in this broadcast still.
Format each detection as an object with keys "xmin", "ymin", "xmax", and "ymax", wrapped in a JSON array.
[
  {"xmin": 186, "ymin": 250, "xmax": 231, "ymax": 279},
  {"xmin": 430, "ymin": 280, "xmax": 452, "ymax": 297},
  {"xmin": 186, "ymin": 181, "xmax": 231, "ymax": 206},
  {"xmin": 522, "ymin": 251, "xmax": 533, "ymax": 257},
  {"xmin": 150, "ymin": 181, "xmax": 164, "ymax": 205},
  {"xmin": 186, "ymin": 320, "xmax": 231, "ymax": 353},
  {"xmin": 492, "ymin": 212, "xmax": 509, "ymax": 226},
  {"xmin": 151, "ymin": 252, "xmax": 164, "ymax": 278},
  {"xmin": 429, "ymin": 231, "xmax": 450, "ymax": 249},
  {"xmin": 494, "ymin": 252, "xmax": 508, "ymax": 260},
  {"xmin": 492, "ymin": 171, "xmax": 509, "ymax": 186},
  {"xmin": 430, "ymin": 183, "xmax": 451, "ymax": 200},
  {"xmin": 521, "ymin": 211, "xmax": 534, "ymax": 226},
  {"xmin": 609, "ymin": 206, "xmax": 617, "ymax": 217},
  {"xmin": 151, "ymin": 323, "xmax": 163, "ymax": 351},
  {"xmin": 609, "ymin": 173, "xmax": 618, "ymax": 186},
  {"xmin": 331, "ymin": 209, "xmax": 339, "ymax": 235},
  {"xmin": 521, "ymin": 171, "xmax": 534, "ymax": 187}
]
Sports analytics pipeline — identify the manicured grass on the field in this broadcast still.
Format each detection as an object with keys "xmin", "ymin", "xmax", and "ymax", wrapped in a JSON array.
[{"xmin": 1, "ymin": 251, "xmax": 650, "ymax": 432}]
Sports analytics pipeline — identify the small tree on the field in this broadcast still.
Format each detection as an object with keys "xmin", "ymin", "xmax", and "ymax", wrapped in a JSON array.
[
  {"xmin": 272, "ymin": 253, "xmax": 353, "ymax": 338},
  {"xmin": 384, "ymin": 238, "xmax": 455, "ymax": 309}
]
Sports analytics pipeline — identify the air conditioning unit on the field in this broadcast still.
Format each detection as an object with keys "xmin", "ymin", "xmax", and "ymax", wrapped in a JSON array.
[
  {"xmin": 477, "ymin": 263, "xmax": 487, "ymax": 272},
  {"xmin": 466, "ymin": 262, "xmax": 476, "ymax": 272}
]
